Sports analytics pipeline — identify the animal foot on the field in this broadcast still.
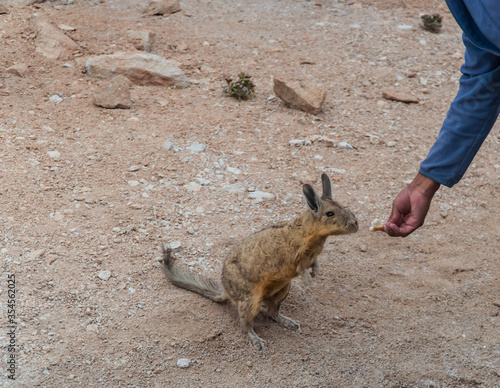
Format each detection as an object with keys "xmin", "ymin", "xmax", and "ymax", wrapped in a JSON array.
[
  {"xmin": 278, "ymin": 315, "xmax": 301, "ymax": 332},
  {"xmin": 250, "ymin": 335, "xmax": 268, "ymax": 351}
]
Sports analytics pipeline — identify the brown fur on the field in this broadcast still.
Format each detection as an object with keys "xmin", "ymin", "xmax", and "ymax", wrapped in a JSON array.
[{"xmin": 161, "ymin": 173, "xmax": 358, "ymax": 350}]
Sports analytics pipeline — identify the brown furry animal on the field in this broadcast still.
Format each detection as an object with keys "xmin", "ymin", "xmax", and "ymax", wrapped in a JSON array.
[{"xmin": 161, "ymin": 173, "xmax": 358, "ymax": 350}]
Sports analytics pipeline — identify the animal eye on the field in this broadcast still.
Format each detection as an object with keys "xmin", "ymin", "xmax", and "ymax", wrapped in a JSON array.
[{"xmin": 326, "ymin": 211, "xmax": 335, "ymax": 217}]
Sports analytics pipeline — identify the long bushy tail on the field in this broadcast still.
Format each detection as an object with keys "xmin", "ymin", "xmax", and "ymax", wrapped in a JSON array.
[{"xmin": 161, "ymin": 244, "xmax": 228, "ymax": 303}]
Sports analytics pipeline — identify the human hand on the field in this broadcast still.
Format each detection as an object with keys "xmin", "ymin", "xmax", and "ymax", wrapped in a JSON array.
[{"xmin": 384, "ymin": 173, "xmax": 440, "ymax": 237}]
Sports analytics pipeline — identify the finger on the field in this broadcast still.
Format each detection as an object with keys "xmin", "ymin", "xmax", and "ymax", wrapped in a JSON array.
[
  {"xmin": 384, "ymin": 222, "xmax": 398, "ymax": 237},
  {"xmin": 384, "ymin": 222, "xmax": 416, "ymax": 238},
  {"xmin": 387, "ymin": 198, "xmax": 404, "ymax": 226}
]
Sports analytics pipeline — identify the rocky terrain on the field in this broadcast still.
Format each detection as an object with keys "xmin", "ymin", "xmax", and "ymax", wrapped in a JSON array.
[{"xmin": 0, "ymin": 0, "xmax": 499, "ymax": 386}]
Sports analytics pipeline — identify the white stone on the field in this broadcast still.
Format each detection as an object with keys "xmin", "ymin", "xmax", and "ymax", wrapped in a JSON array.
[
  {"xmin": 163, "ymin": 140, "xmax": 180, "ymax": 151},
  {"xmin": 221, "ymin": 183, "xmax": 246, "ymax": 194},
  {"xmin": 86, "ymin": 52, "xmax": 190, "ymax": 87},
  {"xmin": 289, "ymin": 139, "xmax": 305, "ymax": 147},
  {"xmin": 227, "ymin": 166, "xmax": 242, "ymax": 175},
  {"xmin": 47, "ymin": 150, "xmax": 61, "ymax": 160},
  {"xmin": 169, "ymin": 241, "xmax": 182, "ymax": 250},
  {"xmin": 194, "ymin": 178, "xmax": 211, "ymax": 186},
  {"xmin": 338, "ymin": 142, "xmax": 353, "ymax": 149},
  {"xmin": 98, "ymin": 271, "xmax": 111, "ymax": 281},
  {"xmin": 248, "ymin": 191, "xmax": 275, "ymax": 202},
  {"xmin": 49, "ymin": 95, "xmax": 63, "ymax": 103},
  {"xmin": 188, "ymin": 142, "xmax": 206, "ymax": 153},
  {"xmin": 128, "ymin": 181, "xmax": 140, "ymax": 187},
  {"xmin": 177, "ymin": 358, "xmax": 191, "ymax": 368},
  {"xmin": 330, "ymin": 168, "xmax": 346, "ymax": 174},
  {"xmin": 184, "ymin": 182, "xmax": 202, "ymax": 192}
]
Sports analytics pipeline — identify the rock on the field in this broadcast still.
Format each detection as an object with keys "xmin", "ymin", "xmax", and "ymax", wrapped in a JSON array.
[
  {"xmin": 45, "ymin": 255, "xmax": 57, "ymax": 265},
  {"xmin": 6, "ymin": 63, "xmax": 28, "ymax": 78},
  {"xmin": 200, "ymin": 64, "xmax": 216, "ymax": 73},
  {"xmin": 97, "ymin": 270, "xmax": 111, "ymax": 281},
  {"xmin": 177, "ymin": 41, "xmax": 189, "ymax": 52},
  {"xmin": 382, "ymin": 87, "xmax": 419, "ymax": 103},
  {"xmin": 338, "ymin": 142, "xmax": 354, "ymax": 149},
  {"xmin": 327, "ymin": 168, "xmax": 345, "ymax": 175},
  {"xmin": 127, "ymin": 30, "xmax": 156, "ymax": 52},
  {"xmin": 167, "ymin": 241, "xmax": 182, "ymax": 250},
  {"xmin": 227, "ymin": 167, "xmax": 242, "ymax": 175},
  {"xmin": 194, "ymin": 178, "xmax": 211, "ymax": 186},
  {"xmin": 176, "ymin": 358, "xmax": 191, "ymax": 369},
  {"xmin": 47, "ymin": 150, "xmax": 61, "ymax": 160},
  {"xmin": 58, "ymin": 24, "xmax": 76, "ymax": 31},
  {"xmin": 28, "ymin": 249, "xmax": 46, "ymax": 259},
  {"xmin": 221, "ymin": 183, "xmax": 246, "ymax": 194},
  {"xmin": 248, "ymin": 191, "xmax": 275, "ymax": 202},
  {"xmin": 49, "ymin": 94, "xmax": 63, "ymax": 104},
  {"xmin": 187, "ymin": 142, "xmax": 206, "ymax": 153},
  {"xmin": 359, "ymin": 244, "xmax": 367, "ymax": 252},
  {"xmin": 93, "ymin": 75, "xmax": 131, "ymax": 109},
  {"xmin": 1, "ymin": 0, "xmax": 43, "ymax": 6},
  {"xmin": 29, "ymin": 15, "xmax": 79, "ymax": 60},
  {"xmin": 144, "ymin": 0, "xmax": 181, "ymax": 16},
  {"xmin": 273, "ymin": 77, "xmax": 326, "ymax": 114},
  {"xmin": 289, "ymin": 139, "xmax": 305, "ymax": 147},
  {"xmin": 184, "ymin": 182, "xmax": 202, "ymax": 192},
  {"xmin": 387, "ymin": 141, "xmax": 397, "ymax": 147},
  {"xmin": 128, "ymin": 181, "xmax": 140, "ymax": 187},
  {"xmin": 0, "ymin": 5, "xmax": 8, "ymax": 14},
  {"xmin": 129, "ymin": 165, "xmax": 141, "ymax": 172},
  {"xmin": 86, "ymin": 52, "xmax": 190, "ymax": 88},
  {"xmin": 52, "ymin": 212, "xmax": 64, "ymax": 221},
  {"xmin": 163, "ymin": 139, "xmax": 180, "ymax": 151}
]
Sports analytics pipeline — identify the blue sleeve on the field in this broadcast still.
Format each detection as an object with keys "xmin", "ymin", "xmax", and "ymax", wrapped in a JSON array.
[{"xmin": 419, "ymin": 34, "xmax": 500, "ymax": 187}]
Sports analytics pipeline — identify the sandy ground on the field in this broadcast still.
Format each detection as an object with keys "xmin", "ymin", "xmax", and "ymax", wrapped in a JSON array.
[{"xmin": 0, "ymin": 0, "xmax": 499, "ymax": 386}]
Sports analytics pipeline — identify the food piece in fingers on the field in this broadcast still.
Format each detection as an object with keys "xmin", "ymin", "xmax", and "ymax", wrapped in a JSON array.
[{"xmin": 369, "ymin": 218, "xmax": 385, "ymax": 232}]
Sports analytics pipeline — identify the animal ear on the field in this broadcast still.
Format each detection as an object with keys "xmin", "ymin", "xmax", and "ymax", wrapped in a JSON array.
[
  {"xmin": 321, "ymin": 173, "xmax": 332, "ymax": 200},
  {"xmin": 303, "ymin": 184, "xmax": 322, "ymax": 216}
]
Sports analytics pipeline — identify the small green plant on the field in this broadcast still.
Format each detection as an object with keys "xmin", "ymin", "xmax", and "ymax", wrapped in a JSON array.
[
  {"xmin": 223, "ymin": 72, "xmax": 255, "ymax": 101},
  {"xmin": 421, "ymin": 14, "xmax": 443, "ymax": 33}
]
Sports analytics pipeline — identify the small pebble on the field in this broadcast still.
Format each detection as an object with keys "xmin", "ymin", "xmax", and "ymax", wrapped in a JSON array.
[
  {"xmin": 188, "ymin": 142, "xmax": 206, "ymax": 153},
  {"xmin": 177, "ymin": 358, "xmax": 191, "ymax": 368},
  {"xmin": 49, "ymin": 95, "xmax": 63, "ymax": 104},
  {"xmin": 338, "ymin": 142, "xmax": 354, "ymax": 149},
  {"xmin": 227, "ymin": 166, "xmax": 242, "ymax": 175},
  {"xmin": 47, "ymin": 150, "xmax": 61, "ymax": 160},
  {"xmin": 129, "ymin": 165, "xmax": 140, "ymax": 172},
  {"xmin": 185, "ymin": 182, "xmax": 202, "ymax": 192},
  {"xmin": 248, "ymin": 191, "xmax": 275, "ymax": 202},
  {"xmin": 98, "ymin": 270, "xmax": 111, "ymax": 281}
]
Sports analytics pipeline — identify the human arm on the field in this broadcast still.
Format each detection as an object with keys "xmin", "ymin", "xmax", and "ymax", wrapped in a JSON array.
[{"xmin": 385, "ymin": 34, "xmax": 500, "ymax": 237}]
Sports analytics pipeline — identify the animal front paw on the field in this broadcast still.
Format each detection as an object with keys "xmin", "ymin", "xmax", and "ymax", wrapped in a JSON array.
[{"xmin": 311, "ymin": 262, "xmax": 320, "ymax": 277}]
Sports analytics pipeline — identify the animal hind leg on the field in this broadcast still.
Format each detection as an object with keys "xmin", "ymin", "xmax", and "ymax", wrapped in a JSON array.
[
  {"xmin": 237, "ymin": 296, "xmax": 267, "ymax": 351},
  {"xmin": 263, "ymin": 283, "xmax": 301, "ymax": 332}
]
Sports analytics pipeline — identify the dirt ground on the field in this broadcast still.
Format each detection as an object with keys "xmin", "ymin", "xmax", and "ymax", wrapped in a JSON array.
[{"xmin": 1, "ymin": 0, "xmax": 499, "ymax": 386}]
